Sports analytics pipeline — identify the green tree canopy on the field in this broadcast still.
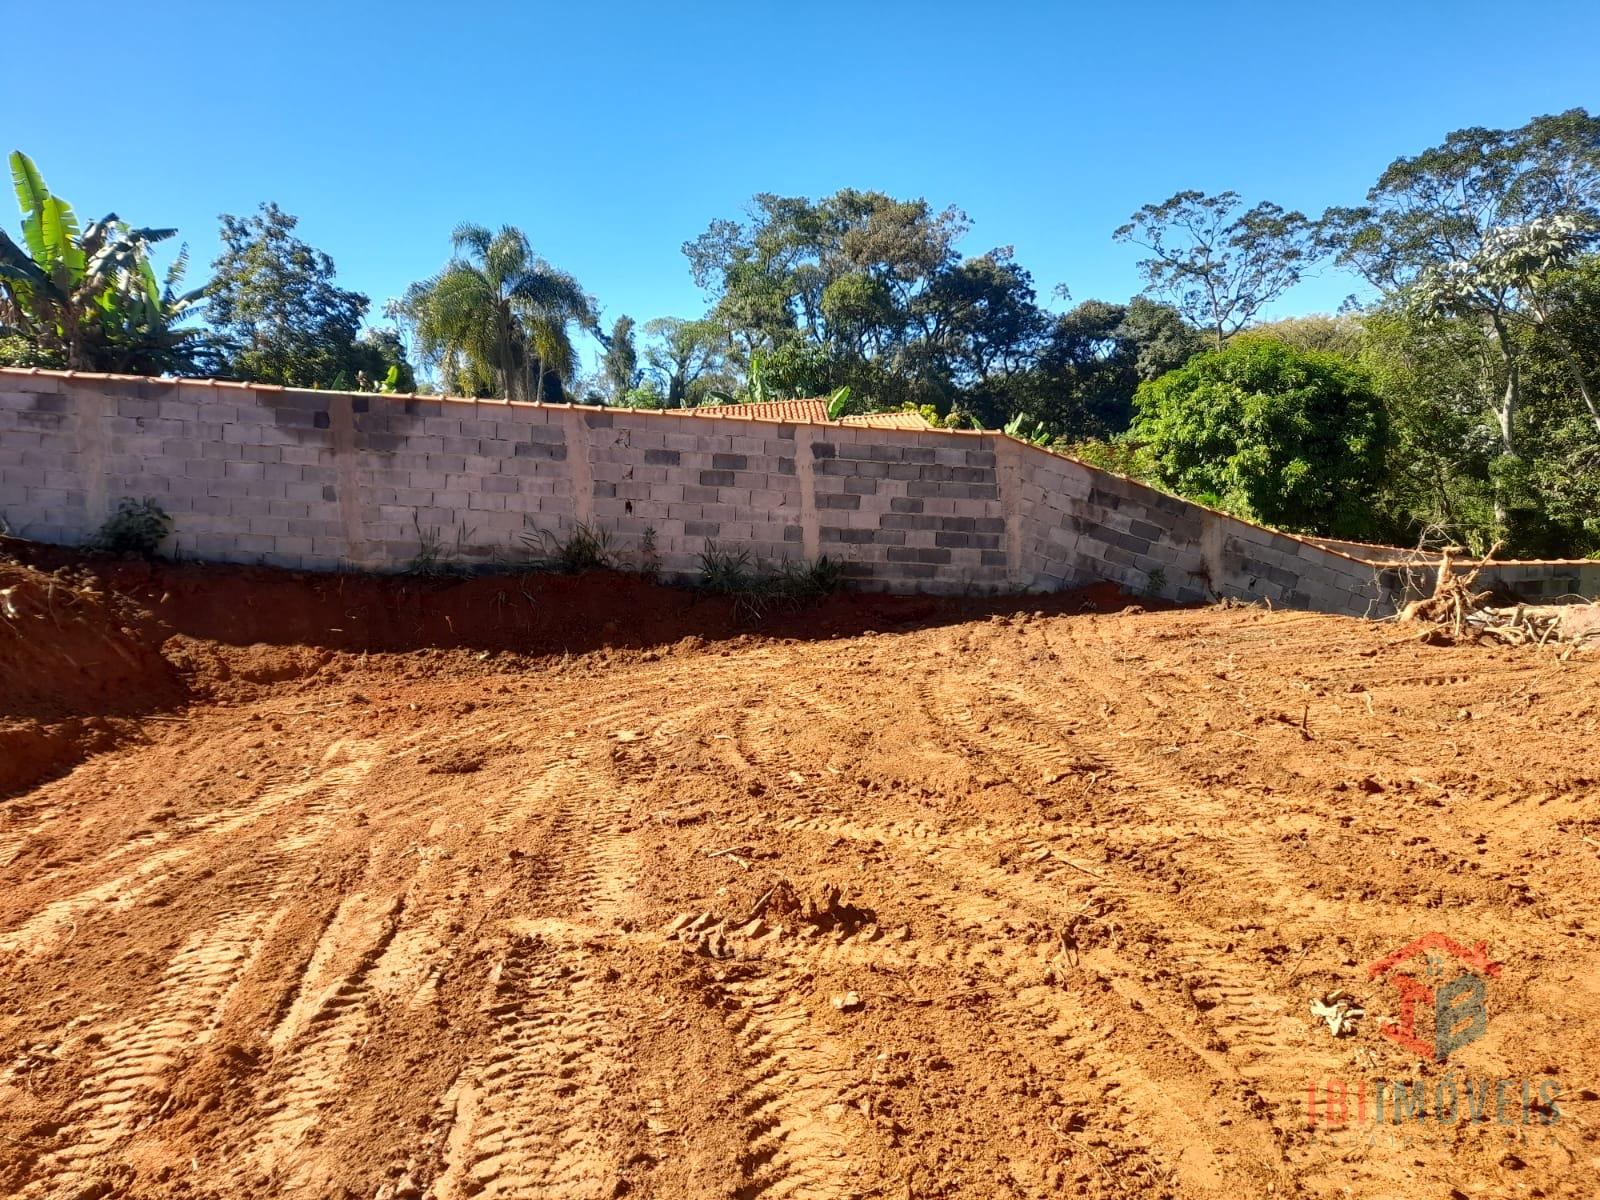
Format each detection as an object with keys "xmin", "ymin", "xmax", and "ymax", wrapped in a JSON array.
[
  {"xmin": 640, "ymin": 316, "xmax": 730, "ymax": 407},
  {"xmin": 600, "ymin": 314, "xmax": 639, "ymax": 404},
  {"xmin": 1131, "ymin": 339, "xmax": 1389, "ymax": 538},
  {"xmin": 207, "ymin": 202, "xmax": 405, "ymax": 389},
  {"xmin": 683, "ymin": 189, "xmax": 1050, "ymax": 412},
  {"xmin": 1321, "ymin": 109, "xmax": 1600, "ymax": 526},
  {"xmin": 1114, "ymin": 190, "xmax": 1317, "ymax": 349},
  {"xmin": 404, "ymin": 224, "xmax": 594, "ymax": 401},
  {"xmin": 1013, "ymin": 297, "xmax": 1203, "ymax": 438}
]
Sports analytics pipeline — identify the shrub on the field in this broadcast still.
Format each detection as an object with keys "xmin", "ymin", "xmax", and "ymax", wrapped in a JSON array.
[
  {"xmin": 407, "ymin": 517, "xmax": 450, "ymax": 576},
  {"xmin": 697, "ymin": 543, "xmax": 755, "ymax": 592},
  {"xmin": 777, "ymin": 554, "xmax": 846, "ymax": 601},
  {"xmin": 90, "ymin": 497, "xmax": 172, "ymax": 556},
  {"xmin": 523, "ymin": 522, "xmax": 616, "ymax": 572},
  {"xmin": 1131, "ymin": 339, "xmax": 1388, "ymax": 538}
]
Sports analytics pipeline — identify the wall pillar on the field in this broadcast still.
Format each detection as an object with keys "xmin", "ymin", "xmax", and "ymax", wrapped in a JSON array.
[
  {"xmin": 795, "ymin": 430, "xmax": 820, "ymax": 560},
  {"xmin": 562, "ymin": 407, "xmax": 595, "ymax": 529},
  {"xmin": 996, "ymin": 434, "xmax": 1025, "ymax": 589},
  {"xmin": 328, "ymin": 393, "xmax": 369, "ymax": 568}
]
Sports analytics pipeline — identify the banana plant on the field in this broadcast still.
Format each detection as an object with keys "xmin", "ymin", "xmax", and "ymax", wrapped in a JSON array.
[
  {"xmin": 1, "ymin": 151, "xmax": 207, "ymax": 372},
  {"xmin": 746, "ymin": 349, "xmax": 772, "ymax": 404},
  {"xmin": 825, "ymin": 385, "xmax": 854, "ymax": 419},
  {"xmin": 1003, "ymin": 413, "xmax": 1053, "ymax": 447}
]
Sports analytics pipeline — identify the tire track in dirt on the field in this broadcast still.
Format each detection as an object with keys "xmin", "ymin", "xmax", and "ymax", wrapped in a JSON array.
[
  {"xmin": 948, "ymin": 673, "xmax": 1325, "ymax": 918},
  {"xmin": 721, "ymin": 693, "xmax": 1294, "ymax": 1198},
  {"xmin": 8, "ymin": 606, "xmax": 1594, "ymax": 1200},
  {"xmin": 909, "ymin": 668, "xmax": 1345, "ymax": 1135},
  {"xmin": 0, "ymin": 744, "xmax": 376, "ymax": 962},
  {"xmin": 13, "ymin": 747, "xmax": 379, "ymax": 1198},
  {"xmin": 703, "ymin": 832, "xmax": 1272, "ymax": 1197},
  {"xmin": 853, "ymin": 670, "xmax": 1331, "ymax": 1168},
  {"xmin": 610, "ymin": 715, "xmax": 894, "ymax": 1200},
  {"xmin": 238, "ymin": 718, "xmax": 671, "ymax": 1197},
  {"xmin": 991, "ymin": 622, "xmax": 1589, "ymax": 1197},
  {"xmin": 428, "ymin": 741, "xmax": 652, "ymax": 1200},
  {"xmin": 243, "ymin": 890, "xmax": 407, "ymax": 1187},
  {"xmin": 715, "ymin": 967, "xmax": 867, "ymax": 1200},
  {"xmin": 432, "ymin": 938, "xmax": 627, "ymax": 1200},
  {"xmin": 18, "ymin": 906, "xmax": 268, "ymax": 1195}
]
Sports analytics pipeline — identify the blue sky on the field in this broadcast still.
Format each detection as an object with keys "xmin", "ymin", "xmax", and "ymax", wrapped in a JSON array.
[{"xmin": 11, "ymin": 0, "xmax": 1599, "ymax": 374}]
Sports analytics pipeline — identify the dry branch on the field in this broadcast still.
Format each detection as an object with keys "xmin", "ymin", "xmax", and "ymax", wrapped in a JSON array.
[{"xmin": 1396, "ymin": 546, "xmax": 1597, "ymax": 651}]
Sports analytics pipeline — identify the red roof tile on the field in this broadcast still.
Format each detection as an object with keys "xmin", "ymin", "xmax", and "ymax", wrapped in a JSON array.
[
  {"xmin": 840, "ymin": 411, "xmax": 933, "ymax": 430},
  {"xmin": 691, "ymin": 398, "xmax": 831, "ymax": 423}
]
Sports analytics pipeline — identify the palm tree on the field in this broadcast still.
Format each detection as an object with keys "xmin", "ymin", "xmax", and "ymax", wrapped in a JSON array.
[{"xmin": 404, "ymin": 224, "xmax": 594, "ymax": 401}]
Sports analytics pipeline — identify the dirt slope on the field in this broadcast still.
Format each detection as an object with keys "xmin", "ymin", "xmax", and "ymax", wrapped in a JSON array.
[
  {"xmin": 1, "ymin": 586, "xmax": 1597, "ymax": 1199},
  {"xmin": 0, "ymin": 559, "xmax": 184, "ymax": 796}
]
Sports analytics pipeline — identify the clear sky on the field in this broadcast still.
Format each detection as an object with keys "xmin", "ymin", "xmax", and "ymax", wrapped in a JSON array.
[{"xmin": 10, "ymin": 0, "xmax": 1600, "ymax": 374}]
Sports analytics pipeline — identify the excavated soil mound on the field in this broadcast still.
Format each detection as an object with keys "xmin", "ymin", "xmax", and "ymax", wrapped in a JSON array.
[
  {"xmin": 0, "ymin": 558, "xmax": 185, "ymax": 796},
  {"xmin": 7, "ymin": 540, "xmax": 1145, "ymax": 657}
]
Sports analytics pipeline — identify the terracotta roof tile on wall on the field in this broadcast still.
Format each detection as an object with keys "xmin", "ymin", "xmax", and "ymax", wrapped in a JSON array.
[
  {"xmin": 839, "ymin": 411, "xmax": 933, "ymax": 430},
  {"xmin": 691, "ymin": 398, "xmax": 830, "ymax": 423},
  {"xmin": 689, "ymin": 399, "xmax": 933, "ymax": 429}
]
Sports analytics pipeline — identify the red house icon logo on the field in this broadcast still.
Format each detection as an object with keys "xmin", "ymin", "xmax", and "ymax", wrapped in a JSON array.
[{"xmin": 1367, "ymin": 933, "xmax": 1501, "ymax": 1062}]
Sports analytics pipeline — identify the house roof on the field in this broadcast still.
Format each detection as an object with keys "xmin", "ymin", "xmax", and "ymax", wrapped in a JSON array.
[
  {"xmin": 691, "ymin": 398, "xmax": 831, "ymax": 423},
  {"xmin": 690, "ymin": 399, "xmax": 932, "ymax": 429},
  {"xmin": 841, "ymin": 411, "xmax": 934, "ymax": 430}
]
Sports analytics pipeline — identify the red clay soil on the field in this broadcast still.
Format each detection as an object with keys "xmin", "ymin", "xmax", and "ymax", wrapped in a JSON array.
[
  {"xmin": 5, "ymin": 538, "xmax": 1142, "ymax": 658},
  {"xmin": 0, "ymin": 558, "xmax": 186, "ymax": 797},
  {"xmin": 1, "ymin": 546, "xmax": 1598, "ymax": 1200}
]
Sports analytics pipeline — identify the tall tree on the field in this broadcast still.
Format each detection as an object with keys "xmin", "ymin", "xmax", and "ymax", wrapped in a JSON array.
[
  {"xmin": 1357, "ymin": 306, "xmax": 1501, "ymax": 548},
  {"xmin": 684, "ymin": 189, "xmax": 987, "ymax": 408},
  {"xmin": 641, "ymin": 316, "xmax": 728, "ymax": 407},
  {"xmin": 207, "ymin": 203, "xmax": 396, "ymax": 388},
  {"xmin": 1011, "ymin": 297, "xmax": 1203, "ymax": 439},
  {"xmin": 1323, "ymin": 109, "xmax": 1600, "ymax": 521},
  {"xmin": 1114, "ymin": 190, "xmax": 1316, "ymax": 349},
  {"xmin": 600, "ymin": 314, "xmax": 639, "ymax": 403},
  {"xmin": 919, "ymin": 248, "xmax": 1048, "ymax": 387},
  {"xmin": 403, "ymin": 224, "xmax": 594, "ymax": 401}
]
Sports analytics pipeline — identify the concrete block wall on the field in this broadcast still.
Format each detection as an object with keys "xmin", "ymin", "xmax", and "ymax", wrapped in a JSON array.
[
  {"xmin": 1015, "ymin": 449, "xmax": 1387, "ymax": 615},
  {"xmin": 1372, "ymin": 560, "xmax": 1600, "ymax": 607},
  {"xmin": 3, "ymin": 368, "xmax": 1592, "ymax": 616},
  {"xmin": 807, "ymin": 428, "xmax": 1012, "ymax": 589},
  {"xmin": 580, "ymin": 409, "xmax": 805, "ymax": 576}
]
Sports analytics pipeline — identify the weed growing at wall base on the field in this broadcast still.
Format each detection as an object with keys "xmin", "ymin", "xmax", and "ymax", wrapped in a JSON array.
[
  {"xmin": 697, "ymin": 542, "xmax": 845, "ymax": 619},
  {"xmin": 406, "ymin": 515, "xmax": 477, "ymax": 576},
  {"xmin": 90, "ymin": 498, "xmax": 172, "ymax": 557},
  {"xmin": 523, "ymin": 523, "xmax": 617, "ymax": 572}
]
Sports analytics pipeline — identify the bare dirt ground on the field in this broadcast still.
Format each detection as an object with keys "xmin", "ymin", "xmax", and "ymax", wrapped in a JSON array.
[{"xmin": 2, "ymin": 552, "xmax": 1598, "ymax": 1200}]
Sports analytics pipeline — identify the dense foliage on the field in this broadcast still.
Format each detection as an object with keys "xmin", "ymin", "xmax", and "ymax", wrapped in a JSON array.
[
  {"xmin": 0, "ymin": 153, "xmax": 208, "ymax": 374},
  {"xmin": 1131, "ymin": 341, "xmax": 1388, "ymax": 537},
  {"xmin": 207, "ymin": 203, "xmax": 411, "ymax": 391}
]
